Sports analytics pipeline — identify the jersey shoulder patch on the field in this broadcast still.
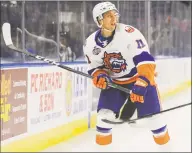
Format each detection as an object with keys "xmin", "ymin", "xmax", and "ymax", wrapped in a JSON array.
[{"xmin": 125, "ymin": 26, "xmax": 135, "ymax": 33}]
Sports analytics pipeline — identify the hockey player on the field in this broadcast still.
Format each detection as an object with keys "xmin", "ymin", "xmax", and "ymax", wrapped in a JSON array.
[{"xmin": 83, "ymin": 2, "xmax": 170, "ymax": 146}]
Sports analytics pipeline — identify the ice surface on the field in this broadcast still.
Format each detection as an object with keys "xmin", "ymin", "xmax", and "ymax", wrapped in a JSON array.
[{"xmin": 43, "ymin": 88, "xmax": 191, "ymax": 152}]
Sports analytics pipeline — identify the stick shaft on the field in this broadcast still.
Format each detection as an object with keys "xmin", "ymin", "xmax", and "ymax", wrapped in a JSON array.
[{"xmin": 102, "ymin": 102, "xmax": 191, "ymax": 124}]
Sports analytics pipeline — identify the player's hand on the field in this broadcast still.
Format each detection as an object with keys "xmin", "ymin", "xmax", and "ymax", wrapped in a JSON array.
[
  {"xmin": 130, "ymin": 76, "xmax": 150, "ymax": 103},
  {"xmin": 93, "ymin": 73, "xmax": 112, "ymax": 89}
]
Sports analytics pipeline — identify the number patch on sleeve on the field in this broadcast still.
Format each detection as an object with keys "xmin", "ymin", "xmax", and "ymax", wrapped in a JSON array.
[
  {"xmin": 136, "ymin": 39, "xmax": 145, "ymax": 49},
  {"xmin": 85, "ymin": 55, "xmax": 91, "ymax": 64}
]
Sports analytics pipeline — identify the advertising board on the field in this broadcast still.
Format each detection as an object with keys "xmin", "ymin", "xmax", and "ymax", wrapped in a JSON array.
[
  {"xmin": 28, "ymin": 67, "xmax": 65, "ymax": 133},
  {"xmin": 1, "ymin": 68, "xmax": 28, "ymax": 141}
]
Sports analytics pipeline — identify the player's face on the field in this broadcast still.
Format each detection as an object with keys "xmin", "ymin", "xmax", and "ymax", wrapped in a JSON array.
[{"xmin": 100, "ymin": 10, "xmax": 119, "ymax": 31}]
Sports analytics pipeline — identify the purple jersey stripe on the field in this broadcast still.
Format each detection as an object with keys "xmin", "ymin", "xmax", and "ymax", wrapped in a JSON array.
[
  {"xmin": 96, "ymin": 126, "xmax": 112, "ymax": 133},
  {"xmin": 151, "ymin": 125, "xmax": 167, "ymax": 134},
  {"xmin": 116, "ymin": 67, "xmax": 137, "ymax": 79},
  {"xmin": 133, "ymin": 51, "xmax": 155, "ymax": 66}
]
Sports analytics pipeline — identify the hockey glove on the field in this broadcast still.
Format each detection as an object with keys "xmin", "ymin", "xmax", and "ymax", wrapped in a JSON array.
[
  {"xmin": 93, "ymin": 73, "xmax": 112, "ymax": 89},
  {"xmin": 130, "ymin": 76, "xmax": 150, "ymax": 103}
]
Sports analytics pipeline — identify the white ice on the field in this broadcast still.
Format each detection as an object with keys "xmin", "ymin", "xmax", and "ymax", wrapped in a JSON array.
[{"xmin": 43, "ymin": 88, "xmax": 191, "ymax": 152}]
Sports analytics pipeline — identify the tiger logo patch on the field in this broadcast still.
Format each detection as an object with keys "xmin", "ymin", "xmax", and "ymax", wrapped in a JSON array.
[{"xmin": 103, "ymin": 51, "xmax": 127, "ymax": 73}]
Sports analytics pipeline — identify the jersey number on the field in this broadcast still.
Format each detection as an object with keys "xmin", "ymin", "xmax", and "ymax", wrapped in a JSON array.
[
  {"xmin": 136, "ymin": 39, "xmax": 145, "ymax": 49},
  {"xmin": 85, "ymin": 55, "xmax": 91, "ymax": 64}
]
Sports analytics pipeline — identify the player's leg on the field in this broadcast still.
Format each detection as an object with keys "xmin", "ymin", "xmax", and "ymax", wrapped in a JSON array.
[
  {"xmin": 96, "ymin": 87, "xmax": 127, "ymax": 145},
  {"xmin": 116, "ymin": 83, "xmax": 137, "ymax": 121},
  {"xmin": 118, "ymin": 97, "xmax": 137, "ymax": 121},
  {"xmin": 135, "ymin": 85, "xmax": 170, "ymax": 145}
]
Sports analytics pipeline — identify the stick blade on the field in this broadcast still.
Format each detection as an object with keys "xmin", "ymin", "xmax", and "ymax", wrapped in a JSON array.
[{"xmin": 2, "ymin": 22, "xmax": 13, "ymax": 46}]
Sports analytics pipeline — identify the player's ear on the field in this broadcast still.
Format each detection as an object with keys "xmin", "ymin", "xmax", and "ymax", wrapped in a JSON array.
[{"xmin": 98, "ymin": 19, "xmax": 103, "ymax": 27}]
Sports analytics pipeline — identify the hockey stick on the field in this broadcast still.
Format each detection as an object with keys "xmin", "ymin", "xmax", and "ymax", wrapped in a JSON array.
[
  {"xmin": 16, "ymin": 27, "xmax": 58, "ymax": 46},
  {"xmin": 102, "ymin": 102, "xmax": 191, "ymax": 124},
  {"xmin": 2, "ymin": 22, "xmax": 131, "ymax": 94},
  {"xmin": 16, "ymin": 27, "xmax": 65, "ymax": 60}
]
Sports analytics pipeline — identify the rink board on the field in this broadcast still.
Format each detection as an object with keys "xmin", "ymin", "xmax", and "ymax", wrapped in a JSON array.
[{"xmin": 1, "ymin": 58, "xmax": 191, "ymax": 152}]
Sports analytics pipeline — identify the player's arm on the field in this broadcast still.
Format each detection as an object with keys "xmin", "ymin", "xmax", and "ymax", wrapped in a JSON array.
[
  {"xmin": 83, "ymin": 44, "xmax": 111, "ymax": 90},
  {"xmin": 130, "ymin": 30, "xmax": 156, "ymax": 103}
]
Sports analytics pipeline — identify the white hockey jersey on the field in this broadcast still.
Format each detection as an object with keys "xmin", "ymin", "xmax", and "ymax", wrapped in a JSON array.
[{"xmin": 83, "ymin": 23, "xmax": 155, "ymax": 85}]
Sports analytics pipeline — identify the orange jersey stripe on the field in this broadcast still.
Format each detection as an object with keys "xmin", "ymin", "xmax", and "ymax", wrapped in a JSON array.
[
  {"xmin": 96, "ymin": 134, "xmax": 112, "ymax": 145},
  {"xmin": 153, "ymin": 130, "xmax": 170, "ymax": 145},
  {"xmin": 137, "ymin": 63, "xmax": 156, "ymax": 85}
]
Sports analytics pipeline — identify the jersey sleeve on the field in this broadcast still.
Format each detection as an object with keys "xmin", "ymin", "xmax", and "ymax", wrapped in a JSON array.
[
  {"xmin": 83, "ymin": 43, "xmax": 108, "ymax": 77},
  {"xmin": 130, "ymin": 29, "xmax": 156, "ymax": 85}
]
